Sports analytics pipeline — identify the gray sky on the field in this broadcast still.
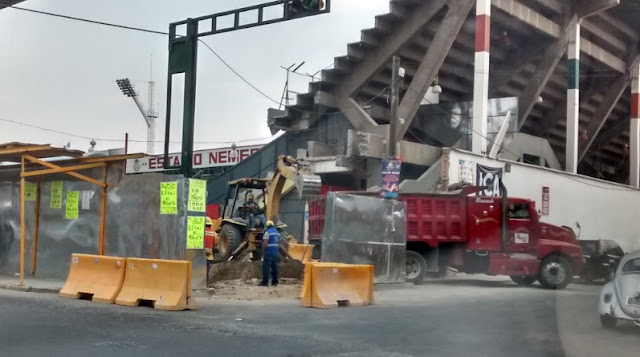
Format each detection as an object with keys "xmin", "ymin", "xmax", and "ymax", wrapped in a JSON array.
[{"xmin": 0, "ymin": 0, "xmax": 390, "ymax": 155}]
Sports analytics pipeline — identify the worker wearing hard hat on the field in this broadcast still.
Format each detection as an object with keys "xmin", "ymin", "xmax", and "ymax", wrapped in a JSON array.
[
  {"xmin": 244, "ymin": 193, "xmax": 266, "ymax": 229},
  {"xmin": 204, "ymin": 217, "xmax": 216, "ymax": 282},
  {"xmin": 259, "ymin": 220, "xmax": 281, "ymax": 287}
]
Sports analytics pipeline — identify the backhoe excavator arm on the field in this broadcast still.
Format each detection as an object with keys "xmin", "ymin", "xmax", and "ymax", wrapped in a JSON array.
[{"xmin": 264, "ymin": 155, "xmax": 321, "ymax": 223}]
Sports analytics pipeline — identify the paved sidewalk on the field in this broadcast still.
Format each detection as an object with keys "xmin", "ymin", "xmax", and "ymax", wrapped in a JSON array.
[{"xmin": 0, "ymin": 274, "xmax": 63, "ymax": 293}]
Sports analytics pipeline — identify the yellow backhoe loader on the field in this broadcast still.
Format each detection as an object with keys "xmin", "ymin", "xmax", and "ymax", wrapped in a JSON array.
[{"xmin": 214, "ymin": 155, "xmax": 321, "ymax": 261}]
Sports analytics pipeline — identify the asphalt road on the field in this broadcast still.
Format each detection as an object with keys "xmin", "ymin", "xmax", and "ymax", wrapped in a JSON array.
[{"xmin": 0, "ymin": 277, "xmax": 638, "ymax": 357}]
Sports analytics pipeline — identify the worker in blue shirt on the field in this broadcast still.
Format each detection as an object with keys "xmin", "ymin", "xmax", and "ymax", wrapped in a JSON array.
[{"xmin": 259, "ymin": 220, "xmax": 281, "ymax": 287}]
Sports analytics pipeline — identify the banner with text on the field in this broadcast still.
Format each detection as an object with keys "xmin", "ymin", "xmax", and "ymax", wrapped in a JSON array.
[
  {"xmin": 476, "ymin": 164, "xmax": 503, "ymax": 197},
  {"xmin": 126, "ymin": 144, "xmax": 263, "ymax": 174}
]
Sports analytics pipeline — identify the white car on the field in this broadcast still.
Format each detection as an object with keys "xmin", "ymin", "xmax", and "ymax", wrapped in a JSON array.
[{"xmin": 599, "ymin": 249, "xmax": 640, "ymax": 328}]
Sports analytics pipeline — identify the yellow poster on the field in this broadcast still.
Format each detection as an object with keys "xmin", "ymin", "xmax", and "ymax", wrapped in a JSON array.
[
  {"xmin": 65, "ymin": 191, "xmax": 79, "ymax": 220},
  {"xmin": 160, "ymin": 182, "xmax": 178, "ymax": 215},
  {"xmin": 24, "ymin": 183, "xmax": 37, "ymax": 202},
  {"xmin": 50, "ymin": 181, "xmax": 63, "ymax": 209},
  {"xmin": 186, "ymin": 216, "xmax": 205, "ymax": 249},
  {"xmin": 188, "ymin": 179, "xmax": 206, "ymax": 212}
]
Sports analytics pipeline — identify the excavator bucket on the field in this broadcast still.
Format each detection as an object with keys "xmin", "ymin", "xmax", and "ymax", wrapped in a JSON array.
[{"xmin": 295, "ymin": 174, "xmax": 322, "ymax": 199}]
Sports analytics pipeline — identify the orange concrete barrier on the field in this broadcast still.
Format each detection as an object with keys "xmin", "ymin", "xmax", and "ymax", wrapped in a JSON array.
[
  {"xmin": 288, "ymin": 244, "xmax": 313, "ymax": 263},
  {"xmin": 300, "ymin": 262, "xmax": 374, "ymax": 309},
  {"xmin": 115, "ymin": 258, "xmax": 197, "ymax": 311},
  {"xmin": 59, "ymin": 254, "xmax": 125, "ymax": 304}
]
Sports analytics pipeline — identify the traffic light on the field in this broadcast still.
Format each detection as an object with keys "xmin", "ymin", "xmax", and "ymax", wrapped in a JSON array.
[{"xmin": 286, "ymin": 0, "xmax": 326, "ymax": 18}]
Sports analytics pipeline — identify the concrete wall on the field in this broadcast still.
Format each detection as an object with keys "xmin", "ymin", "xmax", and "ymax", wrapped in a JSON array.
[{"xmin": 445, "ymin": 149, "xmax": 640, "ymax": 252}]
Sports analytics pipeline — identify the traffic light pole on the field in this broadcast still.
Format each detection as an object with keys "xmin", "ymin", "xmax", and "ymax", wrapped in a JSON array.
[{"xmin": 163, "ymin": 0, "xmax": 331, "ymax": 177}]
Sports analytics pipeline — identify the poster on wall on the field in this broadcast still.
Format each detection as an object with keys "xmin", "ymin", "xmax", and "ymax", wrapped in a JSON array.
[
  {"xmin": 381, "ymin": 157, "xmax": 402, "ymax": 198},
  {"xmin": 459, "ymin": 160, "xmax": 476, "ymax": 184},
  {"xmin": 160, "ymin": 182, "xmax": 178, "ymax": 215},
  {"xmin": 50, "ymin": 181, "xmax": 63, "ymax": 209},
  {"xmin": 542, "ymin": 187, "xmax": 550, "ymax": 216},
  {"xmin": 186, "ymin": 216, "xmax": 205, "ymax": 249},
  {"xmin": 188, "ymin": 179, "xmax": 207, "ymax": 212},
  {"xmin": 24, "ymin": 183, "xmax": 37, "ymax": 202},
  {"xmin": 476, "ymin": 164, "xmax": 503, "ymax": 197},
  {"xmin": 65, "ymin": 191, "xmax": 79, "ymax": 220}
]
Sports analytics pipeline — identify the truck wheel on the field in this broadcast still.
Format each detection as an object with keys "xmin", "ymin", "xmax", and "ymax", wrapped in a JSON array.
[
  {"xmin": 219, "ymin": 224, "xmax": 244, "ymax": 260},
  {"xmin": 406, "ymin": 251, "xmax": 427, "ymax": 284},
  {"xmin": 600, "ymin": 314, "xmax": 617, "ymax": 329},
  {"xmin": 510, "ymin": 275, "xmax": 537, "ymax": 286},
  {"xmin": 538, "ymin": 255, "xmax": 573, "ymax": 289}
]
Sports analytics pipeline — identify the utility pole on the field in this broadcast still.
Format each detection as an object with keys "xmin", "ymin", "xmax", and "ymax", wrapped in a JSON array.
[{"xmin": 388, "ymin": 56, "xmax": 401, "ymax": 157}]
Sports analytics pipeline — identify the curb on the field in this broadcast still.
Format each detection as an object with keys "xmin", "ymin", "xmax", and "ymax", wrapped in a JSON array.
[
  {"xmin": 31, "ymin": 287, "xmax": 61, "ymax": 294},
  {"xmin": 4, "ymin": 283, "xmax": 32, "ymax": 292},
  {"xmin": 0, "ymin": 283, "xmax": 60, "ymax": 294}
]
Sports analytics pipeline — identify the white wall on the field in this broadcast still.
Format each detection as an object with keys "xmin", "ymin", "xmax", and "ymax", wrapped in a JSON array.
[{"xmin": 446, "ymin": 149, "xmax": 640, "ymax": 252}]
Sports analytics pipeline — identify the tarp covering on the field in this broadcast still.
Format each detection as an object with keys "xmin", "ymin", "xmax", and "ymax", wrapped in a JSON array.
[
  {"xmin": 320, "ymin": 192, "xmax": 406, "ymax": 284},
  {"xmin": 0, "ymin": 163, "xmax": 206, "ymax": 289}
]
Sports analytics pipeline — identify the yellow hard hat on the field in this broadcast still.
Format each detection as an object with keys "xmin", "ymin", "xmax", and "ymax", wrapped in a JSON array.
[
  {"xmin": 247, "ymin": 193, "xmax": 255, "ymax": 200},
  {"xmin": 205, "ymin": 217, "xmax": 213, "ymax": 226},
  {"xmin": 266, "ymin": 220, "xmax": 275, "ymax": 227}
]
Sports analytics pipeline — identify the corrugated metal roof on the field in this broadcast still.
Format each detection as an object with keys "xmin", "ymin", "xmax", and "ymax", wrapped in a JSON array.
[{"xmin": 0, "ymin": 142, "xmax": 85, "ymax": 164}]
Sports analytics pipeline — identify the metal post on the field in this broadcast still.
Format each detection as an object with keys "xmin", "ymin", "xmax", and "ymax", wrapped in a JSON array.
[
  {"xmin": 389, "ymin": 56, "xmax": 401, "ymax": 157},
  {"xmin": 285, "ymin": 69, "xmax": 291, "ymax": 107},
  {"xmin": 181, "ymin": 19, "xmax": 199, "ymax": 178},
  {"xmin": 163, "ymin": 2, "xmax": 330, "ymax": 175},
  {"xmin": 19, "ymin": 155, "xmax": 25, "ymax": 285},
  {"xmin": 99, "ymin": 165, "xmax": 107, "ymax": 255},
  {"xmin": 31, "ymin": 177, "xmax": 41, "ymax": 276}
]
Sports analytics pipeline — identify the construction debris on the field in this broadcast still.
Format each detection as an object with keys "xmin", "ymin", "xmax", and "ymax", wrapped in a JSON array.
[
  {"xmin": 207, "ymin": 278, "xmax": 301, "ymax": 301},
  {"xmin": 209, "ymin": 259, "xmax": 304, "ymax": 284}
]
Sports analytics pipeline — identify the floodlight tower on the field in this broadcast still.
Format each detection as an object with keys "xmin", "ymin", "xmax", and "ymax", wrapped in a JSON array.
[{"xmin": 116, "ymin": 78, "xmax": 158, "ymax": 154}]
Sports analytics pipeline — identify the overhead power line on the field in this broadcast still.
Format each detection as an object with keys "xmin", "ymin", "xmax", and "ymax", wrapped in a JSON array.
[
  {"xmin": 5, "ymin": 5, "xmax": 168, "ymax": 35},
  {"xmin": 0, "ymin": 117, "xmax": 274, "ymax": 145}
]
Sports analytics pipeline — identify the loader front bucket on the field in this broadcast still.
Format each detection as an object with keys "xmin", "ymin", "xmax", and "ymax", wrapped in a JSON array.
[{"xmin": 295, "ymin": 174, "xmax": 322, "ymax": 199}]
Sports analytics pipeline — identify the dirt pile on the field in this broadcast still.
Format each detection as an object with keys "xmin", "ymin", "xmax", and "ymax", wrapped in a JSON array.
[
  {"xmin": 209, "ymin": 259, "xmax": 305, "ymax": 283},
  {"xmin": 206, "ymin": 278, "xmax": 302, "ymax": 301}
]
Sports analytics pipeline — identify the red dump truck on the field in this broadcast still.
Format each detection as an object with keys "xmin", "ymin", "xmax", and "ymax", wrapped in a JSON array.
[{"xmin": 309, "ymin": 185, "xmax": 583, "ymax": 289}]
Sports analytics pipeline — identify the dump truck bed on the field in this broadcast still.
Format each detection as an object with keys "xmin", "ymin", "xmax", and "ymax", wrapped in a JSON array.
[
  {"xmin": 403, "ymin": 194, "xmax": 468, "ymax": 246},
  {"xmin": 310, "ymin": 191, "xmax": 470, "ymax": 246}
]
